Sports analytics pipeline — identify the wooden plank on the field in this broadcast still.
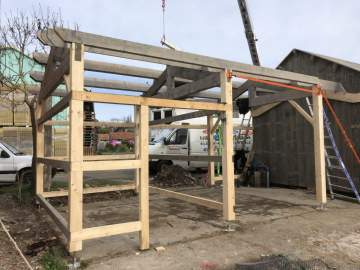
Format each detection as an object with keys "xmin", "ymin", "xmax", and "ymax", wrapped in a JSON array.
[
  {"xmin": 34, "ymin": 52, "xmax": 161, "ymax": 79},
  {"xmin": 150, "ymin": 154, "xmax": 221, "ymax": 162},
  {"xmin": 156, "ymin": 73, "xmax": 220, "ymax": 99},
  {"xmin": 150, "ymin": 110, "xmax": 217, "ymax": 125},
  {"xmin": 134, "ymin": 106, "xmax": 140, "ymax": 193},
  {"xmin": 150, "ymin": 186, "xmax": 223, "ymax": 210},
  {"xmin": 207, "ymin": 115, "xmax": 215, "ymax": 186},
  {"xmin": 250, "ymin": 90, "xmax": 311, "ymax": 107},
  {"xmin": 221, "ymin": 70, "xmax": 235, "ymax": 221},
  {"xmin": 36, "ymin": 101, "xmax": 45, "ymax": 196},
  {"xmin": 43, "ymin": 183, "xmax": 136, "ymax": 198},
  {"xmin": 38, "ymin": 92, "xmax": 71, "ymax": 125},
  {"xmin": 139, "ymin": 105, "xmax": 149, "ymax": 250},
  {"xmin": 37, "ymin": 157, "xmax": 70, "ymax": 171},
  {"xmin": 38, "ymin": 47, "xmax": 69, "ymax": 101},
  {"xmin": 84, "ymin": 154, "xmax": 136, "ymax": 161},
  {"xmin": 251, "ymin": 102, "xmax": 281, "ymax": 117},
  {"xmin": 151, "ymin": 124, "xmax": 207, "ymax": 129},
  {"xmin": 82, "ymin": 159, "xmax": 141, "ymax": 171},
  {"xmin": 36, "ymin": 194, "xmax": 69, "ymax": 238},
  {"xmin": 210, "ymin": 116, "xmax": 221, "ymax": 134},
  {"xmin": 312, "ymin": 88, "xmax": 327, "ymax": 205},
  {"xmin": 50, "ymin": 28, "xmax": 322, "ymax": 85},
  {"xmin": 72, "ymin": 221, "xmax": 141, "ymax": 241},
  {"xmin": 143, "ymin": 68, "xmax": 168, "ymax": 97},
  {"xmin": 73, "ymin": 91, "xmax": 228, "ymax": 111},
  {"xmin": 288, "ymin": 100, "xmax": 314, "ymax": 125},
  {"xmin": 68, "ymin": 43, "xmax": 84, "ymax": 253}
]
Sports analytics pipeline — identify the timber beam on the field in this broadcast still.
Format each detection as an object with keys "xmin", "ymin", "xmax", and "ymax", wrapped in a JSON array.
[{"xmin": 149, "ymin": 110, "xmax": 217, "ymax": 125}]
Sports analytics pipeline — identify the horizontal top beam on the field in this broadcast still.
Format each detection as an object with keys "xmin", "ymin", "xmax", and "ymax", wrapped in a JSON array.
[{"xmin": 39, "ymin": 28, "xmax": 322, "ymax": 86}]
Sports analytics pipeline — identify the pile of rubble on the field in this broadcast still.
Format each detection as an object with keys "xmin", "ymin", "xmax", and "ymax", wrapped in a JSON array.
[{"xmin": 152, "ymin": 164, "xmax": 197, "ymax": 187}]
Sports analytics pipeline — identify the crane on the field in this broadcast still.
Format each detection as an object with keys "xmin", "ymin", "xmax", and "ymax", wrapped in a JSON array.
[{"xmin": 237, "ymin": 0, "xmax": 261, "ymax": 66}]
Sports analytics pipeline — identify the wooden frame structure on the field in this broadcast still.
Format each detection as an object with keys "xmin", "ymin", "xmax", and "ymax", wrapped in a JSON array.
[{"xmin": 35, "ymin": 28, "xmax": 345, "ymax": 253}]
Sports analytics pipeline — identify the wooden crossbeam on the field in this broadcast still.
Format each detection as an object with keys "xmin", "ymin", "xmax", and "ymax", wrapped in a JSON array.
[
  {"xmin": 74, "ymin": 91, "xmax": 228, "ymax": 111},
  {"xmin": 156, "ymin": 72, "xmax": 220, "ymax": 99},
  {"xmin": 82, "ymin": 159, "xmax": 141, "ymax": 171},
  {"xmin": 150, "ymin": 186, "xmax": 223, "ymax": 210},
  {"xmin": 34, "ymin": 52, "xmax": 161, "ymax": 79},
  {"xmin": 43, "ymin": 183, "xmax": 136, "ymax": 198},
  {"xmin": 71, "ymin": 221, "xmax": 141, "ymax": 241},
  {"xmin": 149, "ymin": 110, "xmax": 217, "ymax": 125},
  {"xmin": 37, "ymin": 157, "xmax": 70, "ymax": 171},
  {"xmin": 168, "ymin": 66, "xmax": 212, "ymax": 81},
  {"xmin": 31, "ymin": 71, "xmax": 148, "ymax": 92},
  {"xmin": 250, "ymin": 89, "xmax": 311, "ymax": 107},
  {"xmin": 149, "ymin": 154, "xmax": 221, "ymax": 162}
]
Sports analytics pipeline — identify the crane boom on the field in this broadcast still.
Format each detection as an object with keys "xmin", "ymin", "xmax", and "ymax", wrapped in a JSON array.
[{"xmin": 237, "ymin": 0, "xmax": 261, "ymax": 66}]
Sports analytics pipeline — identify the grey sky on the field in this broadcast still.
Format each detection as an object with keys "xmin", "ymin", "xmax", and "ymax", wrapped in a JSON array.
[{"xmin": 3, "ymin": 0, "xmax": 360, "ymax": 120}]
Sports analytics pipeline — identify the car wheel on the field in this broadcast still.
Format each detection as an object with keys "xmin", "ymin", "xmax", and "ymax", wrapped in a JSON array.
[{"xmin": 19, "ymin": 169, "xmax": 33, "ymax": 185}]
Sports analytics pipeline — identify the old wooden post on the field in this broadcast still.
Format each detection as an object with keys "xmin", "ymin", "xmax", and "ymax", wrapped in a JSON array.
[{"xmin": 207, "ymin": 115, "xmax": 215, "ymax": 186}]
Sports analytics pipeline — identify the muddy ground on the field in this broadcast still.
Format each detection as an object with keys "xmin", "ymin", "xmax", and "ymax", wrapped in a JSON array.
[{"xmin": 0, "ymin": 173, "xmax": 360, "ymax": 269}]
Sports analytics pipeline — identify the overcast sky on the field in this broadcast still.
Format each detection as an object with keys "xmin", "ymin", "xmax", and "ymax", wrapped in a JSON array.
[{"xmin": 2, "ymin": 0, "xmax": 360, "ymax": 120}]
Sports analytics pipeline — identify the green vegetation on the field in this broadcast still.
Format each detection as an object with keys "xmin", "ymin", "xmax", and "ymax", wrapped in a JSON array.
[{"xmin": 40, "ymin": 247, "xmax": 67, "ymax": 270}]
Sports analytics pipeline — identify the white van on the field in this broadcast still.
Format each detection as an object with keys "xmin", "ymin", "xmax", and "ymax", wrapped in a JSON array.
[
  {"xmin": 0, "ymin": 141, "xmax": 33, "ymax": 183},
  {"xmin": 149, "ymin": 108, "xmax": 252, "ymax": 172}
]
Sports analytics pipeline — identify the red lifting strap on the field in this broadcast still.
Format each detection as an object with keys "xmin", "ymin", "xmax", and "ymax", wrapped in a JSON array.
[{"xmin": 232, "ymin": 73, "xmax": 360, "ymax": 165}]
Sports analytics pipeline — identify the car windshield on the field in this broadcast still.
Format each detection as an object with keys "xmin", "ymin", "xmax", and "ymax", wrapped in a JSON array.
[{"xmin": 1, "ymin": 142, "xmax": 25, "ymax": 156}]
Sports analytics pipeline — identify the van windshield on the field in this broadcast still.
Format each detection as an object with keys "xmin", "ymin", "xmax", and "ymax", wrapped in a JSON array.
[{"xmin": 1, "ymin": 142, "xmax": 25, "ymax": 156}]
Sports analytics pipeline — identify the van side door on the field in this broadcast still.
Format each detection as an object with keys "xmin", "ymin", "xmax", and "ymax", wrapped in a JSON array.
[{"xmin": 166, "ymin": 128, "xmax": 189, "ymax": 168}]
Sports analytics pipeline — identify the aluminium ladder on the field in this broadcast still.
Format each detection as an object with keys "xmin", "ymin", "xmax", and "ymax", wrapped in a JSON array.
[{"xmin": 305, "ymin": 97, "xmax": 360, "ymax": 202}]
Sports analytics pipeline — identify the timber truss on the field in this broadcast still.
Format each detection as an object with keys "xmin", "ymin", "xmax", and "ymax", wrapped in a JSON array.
[{"xmin": 33, "ymin": 27, "xmax": 346, "ymax": 254}]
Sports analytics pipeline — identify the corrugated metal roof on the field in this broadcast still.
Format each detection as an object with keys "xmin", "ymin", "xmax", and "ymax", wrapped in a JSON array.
[{"xmin": 281, "ymin": 49, "xmax": 360, "ymax": 73}]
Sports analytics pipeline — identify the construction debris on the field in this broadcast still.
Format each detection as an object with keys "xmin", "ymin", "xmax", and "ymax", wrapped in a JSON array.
[{"xmin": 152, "ymin": 164, "xmax": 197, "ymax": 187}]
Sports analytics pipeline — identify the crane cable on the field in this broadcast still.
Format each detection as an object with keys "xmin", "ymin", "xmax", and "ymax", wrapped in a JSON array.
[
  {"xmin": 231, "ymin": 72, "xmax": 360, "ymax": 165},
  {"xmin": 161, "ymin": 0, "xmax": 166, "ymax": 43}
]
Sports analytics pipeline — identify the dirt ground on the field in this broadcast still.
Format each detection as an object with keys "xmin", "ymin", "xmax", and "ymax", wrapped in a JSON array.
[{"xmin": 1, "ymin": 179, "xmax": 360, "ymax": 269}]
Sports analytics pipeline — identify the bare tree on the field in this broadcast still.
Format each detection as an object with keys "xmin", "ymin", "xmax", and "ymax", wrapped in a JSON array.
[{"xmin": 0, "ymin": 6, "xmax": 65, "ymax": 197}]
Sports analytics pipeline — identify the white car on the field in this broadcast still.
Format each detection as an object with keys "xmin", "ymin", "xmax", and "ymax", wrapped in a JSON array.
[{"xmin": 0, "ymin": 141, "xmax": 33, "ymax": 183}]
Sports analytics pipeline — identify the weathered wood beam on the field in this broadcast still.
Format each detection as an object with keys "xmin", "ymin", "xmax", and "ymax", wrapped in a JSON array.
[
  {"xmin": 38, "ymin": 93, "xmax": 71, "ymax": 125},
  {"xmin": 149, "ymin": 110, "xmax": 217, "ymax": 125},
  {"xmin": 143, "ymin": 68, "xmax": 168, "ymax": 97},
  {"xmin": 250, "ymin": 89, "xmax": 311, "ymax": 107},
  {"xmin": 155, "ymin": 72, "xmax": 220, "ymax": 99},
  {"xmin": 36, "ymin": 194, "xmax": 69, "ymax": 238},
  {"xmin": 168, "ymin": 66, "xmax": 212, "ymax": 81},
  {"xmin": 34, "ymin": 52, "xmax": 161, "ymax": 79},
  {"xmin": 31, "ymin": 71, "xmax": 148, "ymax": 92},
  {"xmin": 45, "ymin": 28, "xmax": 322, "ymax": 85},
  {"xmin": 39, "ymin": 47, "xmax": 69, "ymax": 101}
]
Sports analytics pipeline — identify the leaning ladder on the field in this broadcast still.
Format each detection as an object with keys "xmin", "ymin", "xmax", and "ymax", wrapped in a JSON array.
[{"xmin": 305, "ymin": 97, "xmax": 360, "ymax": 202}]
